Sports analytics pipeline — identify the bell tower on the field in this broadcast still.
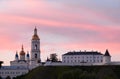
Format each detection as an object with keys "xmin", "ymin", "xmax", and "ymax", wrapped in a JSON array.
[{"xmin": 31, "ymin": 27, "xmax": 41, "ymax": 63}]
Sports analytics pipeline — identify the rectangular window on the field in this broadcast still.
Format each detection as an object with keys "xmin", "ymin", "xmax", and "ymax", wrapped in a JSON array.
[
  {"xmin": 67, "ymin": 61, "xmax": 69, "ymax": 63},
  {"xmin": 75, "ymin": 60, "xmax": 76, "ymax": 62}
]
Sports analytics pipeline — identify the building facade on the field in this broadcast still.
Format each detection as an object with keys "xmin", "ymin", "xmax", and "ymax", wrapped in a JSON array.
[
  {"xmin": 0, "ymin": 66, "xmax": 28, "ymax": 79},
  {"xmin": 0, "ymin": 27, "xmax": 41, "ymax": 79},
  {"xmin": 62, "ymin": 50, "xmax": 111, "ymax": 65},
  {"xmin": 45, "ymin": 50, "xmax": 111, "ymax": 66}
]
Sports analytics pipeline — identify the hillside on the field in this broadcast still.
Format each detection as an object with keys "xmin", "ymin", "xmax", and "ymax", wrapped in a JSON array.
[{"xmin": 15, "ymin": 66, "xmax": 120, "ymax": 79}]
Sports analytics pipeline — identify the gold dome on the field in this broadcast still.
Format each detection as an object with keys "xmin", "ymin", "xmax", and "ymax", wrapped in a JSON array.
[
  {"xmin": 20, "ymin": 51, "xmax": 25, "ymax": 55},
  {"xmin": 32, "ymin": 34, "xmax": 40, "ymax": 40},
  {"xmin": 32, "ymin": 27, "xmax": 40, "ymax": 40},
  {"xmin": 20, "ymin": 45, "xmax": 25, "ymax": 55}
]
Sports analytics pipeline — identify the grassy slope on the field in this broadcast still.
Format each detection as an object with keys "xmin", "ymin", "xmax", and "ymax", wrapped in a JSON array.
[{"xmin": 17, "ymin": 66, "xmax": 120, "ymax": 79}]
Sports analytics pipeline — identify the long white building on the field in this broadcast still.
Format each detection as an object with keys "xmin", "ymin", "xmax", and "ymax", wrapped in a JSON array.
[
  {"xmin": 0, "ymin": 27, "xmax": 41, "ymax": 79},
  {"xmin": 62, "ymin": 50, "xmax": 111, "ymax": 65},
  {"xmin": 45, "ymin": 50, "xmax": 111, "ymax": 66}
]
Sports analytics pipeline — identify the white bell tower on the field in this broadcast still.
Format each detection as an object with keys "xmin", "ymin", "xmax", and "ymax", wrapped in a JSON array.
[{"xmin": 31, "ymin": 27, "xmax": 41, "ymax": 63}]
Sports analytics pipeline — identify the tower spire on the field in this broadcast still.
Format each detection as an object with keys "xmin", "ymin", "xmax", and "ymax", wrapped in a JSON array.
[
  {"xmin": 22, "ymin": 45, "xmax": 24, "ymax": 51},
  {"xmin": 34, "ymin": 27, "xmax": 37, "ymax": 35}
]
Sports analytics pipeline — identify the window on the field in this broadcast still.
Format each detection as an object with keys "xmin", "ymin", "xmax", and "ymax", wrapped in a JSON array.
[
  {"xmin": 35, "ymin": 54, "xmax": 37, "ymax": 58},
  {"xmin": 97, "ymin": 60, "xmax": 99, "ymax": 62},
  {"xmin": 35, "ymin": 44, "xmax": 37, "ymax": 49},
  {"xmin": 67, "ymin": 61, "xmax": 69, "ymax": 63},
  {"xmin": 87, "ymin": 60, "xmax": 88, "ymax": 62},
  {"xmin": 75, "ymin": 60, "xmax": 76, "ymax": 62},
  {"xmin": 91, "ymin": 60, "xmax": 92, "ymax": 62}
]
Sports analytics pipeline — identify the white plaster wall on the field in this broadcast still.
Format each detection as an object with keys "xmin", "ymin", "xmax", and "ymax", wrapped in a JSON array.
[
  {"xmin": 0, "ymin": 69, "xmax": 28, "ymax": 79},
  {"xmin": 103, "ymin": 56, "xmax": 111, "ymax": 64},
  {"xmin": 62, "ymin": 55, "xmax": 103, "ymax": 64}
]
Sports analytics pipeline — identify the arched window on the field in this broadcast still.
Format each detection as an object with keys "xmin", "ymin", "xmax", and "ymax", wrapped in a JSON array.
[
  {"xmin": 35, "ymin": 54, "xmax": 37, "ymax": 58},
  {"xmin": 35, "ymin": 44, "xmax": 37, "ymax": 49}
]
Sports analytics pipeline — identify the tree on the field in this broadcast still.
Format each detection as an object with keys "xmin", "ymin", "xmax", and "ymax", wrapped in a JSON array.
[{"xmin": 50, "ymin": 53, "xmax": 58, "ymax": 62}]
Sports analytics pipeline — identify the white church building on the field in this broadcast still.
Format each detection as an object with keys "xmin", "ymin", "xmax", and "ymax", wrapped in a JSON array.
[{"xmin": 0, "ymin": 27, "xmax": 42, "ymax": 79}]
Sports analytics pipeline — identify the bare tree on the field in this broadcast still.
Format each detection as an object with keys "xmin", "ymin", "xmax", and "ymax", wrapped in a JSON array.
[{"xmin": 50, "ymin": 53, "xmax": 58, "ymax": 62}]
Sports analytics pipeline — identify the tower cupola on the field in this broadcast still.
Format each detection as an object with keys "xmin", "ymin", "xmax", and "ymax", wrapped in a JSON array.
[
  {"xmin": 104, "ymin": 49, "xmax": 111, "ymax": 56},
  {"xmin": 20, "ymin": 45, "xmax": 26, "ymax": 60},
  {"xmin": 103, "ymin": 49, "xmax": 111, "ymax": 64},
  {"xmin": 15, "ymin": 51, "xmax": 19, "ymax": 61},
  {"xmin": 32, "ymin": 27, "xmax": 40, "ymax": 40},
  {"xmin": 26, "ymin": 51, "xmax": 30, "ymax": 61},
  {"xmin": 20, "ymin": 45, "xmax": 25, "ymax": 55}
]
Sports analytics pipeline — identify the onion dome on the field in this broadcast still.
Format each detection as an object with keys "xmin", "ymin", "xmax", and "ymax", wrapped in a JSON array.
[
  {"xmin": 27, "ymin": 51, "xmax": 30, "ymax": 57},
  {"xmin": 15, "ymin": 51, "xmax": 18, "ymax": 58},
  {"xmin": 20, "ymin": 45, "xmax": 25, "ymax": 55},
  {"xmin": 32, "ymin": 27, "xmax": 40, "ymax": 40}
]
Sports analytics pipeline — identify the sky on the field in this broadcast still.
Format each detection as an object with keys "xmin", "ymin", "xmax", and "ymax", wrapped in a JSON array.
[{"xmin": 0, "ymin": 0, "xmax": 120, "ymax": 65}]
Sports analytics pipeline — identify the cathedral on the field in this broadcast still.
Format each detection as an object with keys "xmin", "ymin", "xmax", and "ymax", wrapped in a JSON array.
[
  {"xmin": 11, "ymin": 27, "xmax": 41, "ymax": 69},
  {"xmin": 0, "ymin": 27, "xmax": 42, "ymax": 79}
]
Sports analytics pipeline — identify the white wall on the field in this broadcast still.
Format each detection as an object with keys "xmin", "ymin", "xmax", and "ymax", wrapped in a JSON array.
[
  {"xmin": 0, "ymin": 68, "xmax": 28, "ymax": 79},
  {"xmin": 62, "ymin": 55, "xmax": 103, "ymax": 64}
]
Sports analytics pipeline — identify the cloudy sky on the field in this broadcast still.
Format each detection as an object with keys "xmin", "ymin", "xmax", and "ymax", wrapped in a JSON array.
[{"xmin": 0, "ymin": 0, "xmax": 120, "ymax": 65}]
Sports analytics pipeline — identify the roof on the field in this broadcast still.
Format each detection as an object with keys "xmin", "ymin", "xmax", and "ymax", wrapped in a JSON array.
[
  {"xmin": 63, "ymin": 51, "xmax": 103, "ymax": 56},
  {"xmin": 32, "ymin": 27, "xmax": 40, "ymax": 40},
  {"xmin": 104, "ymin": 49, "xmax": 111, "ymax": 56},
  {"xmin": 20, "ymin": 45, "xmax": 25, "ymax": 55},
  {"xmin": 32, "ymin": 34, "xmax": 40, "ymax": 40}
]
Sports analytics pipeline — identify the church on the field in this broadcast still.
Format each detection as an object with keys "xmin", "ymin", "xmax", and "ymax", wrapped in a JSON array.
[
  {"xmin": 10, "ymin": 27, "xmax": 41, "ymax": 69},
  {"xmin": 0, "ymin": 27, "xmax": 42, "ymax": 79}
]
